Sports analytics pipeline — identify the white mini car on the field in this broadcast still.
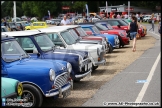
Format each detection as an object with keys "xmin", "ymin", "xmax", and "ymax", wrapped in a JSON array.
[{"xmin": 31, "ymin": 28, "xmax": 106, "ymax": 70}]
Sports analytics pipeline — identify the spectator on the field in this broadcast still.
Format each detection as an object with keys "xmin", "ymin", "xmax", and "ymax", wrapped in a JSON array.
[
  {"xmin": 149, "ymin": 13, "xmax": 155, "ymax": 32},
  {"xmin": 124, "ymin": 14, "xmax": 128, "ymax": 19},
  {"xmin": 128, "ymin": 16, "xmax": 140, "ymax": 52},
  {"xmin": 117, "ymin": 13, "xmax": 121, "ymax": 19},
  {"xmin": 158, "ymin": 18, "xmax": 161, "ymax": 36},
  {"xmin": 156, "ymin": 13, "xmax": 160, "ymax": 23},
  {"xmin": 140, "ymin": 14, "xmax": 143, "ymax": 23},
  {"xmin": 60, "ymin": 15, "xmax": 71, "ymax": 26}
]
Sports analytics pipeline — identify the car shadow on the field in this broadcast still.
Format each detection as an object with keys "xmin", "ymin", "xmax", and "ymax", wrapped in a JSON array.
[{"xmin": 112, "ymin": 50, "xmax": 126, "ymax": 53}]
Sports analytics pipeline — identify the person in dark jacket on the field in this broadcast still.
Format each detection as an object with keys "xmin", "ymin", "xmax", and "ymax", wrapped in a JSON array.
[{"xmin": 128, "ymin": 16, "xmax": 140, "ymax": 52}]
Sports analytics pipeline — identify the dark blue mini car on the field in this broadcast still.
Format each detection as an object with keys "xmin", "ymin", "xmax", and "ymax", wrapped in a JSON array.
[
  {"xmin": 2, "ymin": 31, "xmax": 92, "ymax": 82},
  {"xmin": 1, "ymin": 34, "xmax": 73, "ymax": 107}
]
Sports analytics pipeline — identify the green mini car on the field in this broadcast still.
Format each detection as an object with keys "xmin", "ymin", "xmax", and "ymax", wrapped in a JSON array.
[{"xmin": 1, "ymin": 77, "xmax": 23, "ymax": 99}]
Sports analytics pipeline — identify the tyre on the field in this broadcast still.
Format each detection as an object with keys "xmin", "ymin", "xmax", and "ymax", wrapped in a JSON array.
[
  {"xmin": 108, "ymin": 44, "xmax": 113, "ymax": 53},
  {"xmin": 92, "ymin": 65, "xmax": 98, "ymax": 70},
  {"xmin": 21, "ymin": 84, "xmax": 43, "ymax": 107},
  {"xmin": 74, "ymin": 78, "xmax": 81, "ymax": 82}
]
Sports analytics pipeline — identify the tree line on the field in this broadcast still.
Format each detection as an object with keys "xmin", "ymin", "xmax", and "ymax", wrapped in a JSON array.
[{"xmin": 1, "ymin": 1, "xmax": 160, "ymax": 19}]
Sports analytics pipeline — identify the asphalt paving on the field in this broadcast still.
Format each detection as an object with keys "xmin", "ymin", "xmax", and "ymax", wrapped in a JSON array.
[{"xmin": 82, "ymin": 23, "xmax": 161, "ymax": 107}]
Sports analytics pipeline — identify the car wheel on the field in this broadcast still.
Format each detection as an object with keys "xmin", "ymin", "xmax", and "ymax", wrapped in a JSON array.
[
  {"xmin": 92, "ymin": 65, "xmax": 98, "ymax": 70},
  {"xmin": 74, "ymin": 78, "xmax": 81, "ymax": 82},
  {"xmin": 108, "ymin": 44, "xmax": 113, "ymax": 53},
  {"xmin": 21, "ymin": 84, "xmax": 43, "ymax": 107}
]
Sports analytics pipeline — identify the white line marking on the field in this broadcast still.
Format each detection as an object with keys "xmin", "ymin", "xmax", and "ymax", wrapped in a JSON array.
[{"xmin": 135, "ymin": 53, "xmax": 160, "ymax": 103}]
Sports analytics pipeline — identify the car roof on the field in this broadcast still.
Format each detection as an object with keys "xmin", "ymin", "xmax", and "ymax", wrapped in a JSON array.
[
  {"xmin": 79, "ymin": 25, "xmax": 94, "ymax": 27},
  {"xmin": 1, "ymin": 31, "xmax": 45, "ymax": 37},
  {"xmin": 33, "ymin": 22, "xmax": 46, "ymax": 23},
  {"xmin": 33, "ymin": 27, "xmax": 68, "ymax": 33},
  {"xmin": 1, "ymin": 32, "xmax": 15, "ymax": 40},
  {"xmin": 49, "ymin": 25, "xmax": 80, "ymax": 29}
]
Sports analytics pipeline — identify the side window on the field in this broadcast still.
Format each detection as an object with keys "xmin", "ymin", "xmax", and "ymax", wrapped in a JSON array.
[
  {"xmin": 108, "ymin": 21, "xmax": 119, "ymax": 26},
  {"xmin": 33, "ymin": 23, "xmax": 38, "ymax": 26},
  {"xmin": 82, "ymin": 28, "xmax": 91, "ymax": 31},
  {"xmin": 47, "ymin": 33, "xmax": 64, "ymax": 46},
  {"xmin": 16, "ymin": 37, "xmax": 36, "ymax": 53}
]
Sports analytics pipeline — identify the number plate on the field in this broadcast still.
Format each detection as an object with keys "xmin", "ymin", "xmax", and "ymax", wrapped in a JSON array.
[{"xmin": 62, "ymin": 89, "xmax": 71, "ymax": 99}]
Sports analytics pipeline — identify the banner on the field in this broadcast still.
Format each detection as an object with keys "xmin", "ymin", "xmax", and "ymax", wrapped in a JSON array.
[
  {"xmin": 48, "ymin": 10, "xmax": 50, "ymax": 19},
  {"xmin": 85, "ymin": 4, "xmax": 89, "ymax": 17}
]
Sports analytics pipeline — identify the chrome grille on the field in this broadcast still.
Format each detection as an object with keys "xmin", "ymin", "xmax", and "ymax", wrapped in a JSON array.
[
  {"xmin": 54, "ymin": 73, "xmax": 69, "ymax": 88},
  {"xmin": 82, "ymin": 59, "xmax": 90, "ymax": 66}
]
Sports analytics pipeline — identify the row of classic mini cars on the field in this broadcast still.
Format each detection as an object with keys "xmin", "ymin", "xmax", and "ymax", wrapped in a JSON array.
[{"xmin": 1, "ymin": 19, "xmax": 147, "ymax": 107}]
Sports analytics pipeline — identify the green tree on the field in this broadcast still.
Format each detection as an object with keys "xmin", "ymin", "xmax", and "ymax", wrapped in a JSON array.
[{"xmin": 72, "ymin": 1, "xmax": 87, "ymax": 13}]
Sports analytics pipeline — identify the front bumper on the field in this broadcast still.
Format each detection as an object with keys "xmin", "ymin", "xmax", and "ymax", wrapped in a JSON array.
[
  {"xmin": 114, "ymin": 38, "xmax": 120, "ymax": 48},
  {"xmin": 75, "ymin": 68, "xmax": 92, "ymax": 79},
  {"xmin": 76, "ymin": 59, "xmax": 92, "ymax": 79},
  {"xmin": 45, "ymin": 81, "xmax": 72, "ymax": 97},
  {"xmin": 2, "ymin": 92, "xmax": 19, "ymax": 99},
  {"xmin": 94, "ymin": 51, "xmax": 106, "ymax": 66},
  {"xmin": 122, "ymin": 37, "xmax": 130, "ymax": 45}
]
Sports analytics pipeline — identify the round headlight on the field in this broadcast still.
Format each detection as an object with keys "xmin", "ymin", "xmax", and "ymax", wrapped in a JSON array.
[
  {"xmin": 49, "ymin": 69, "xmax": 55, "ymax": 81},
  {"xmin": 16, "ymin": 82, "xmax": 23, "ymax": 96},
  {"xmin": 67, "ymin": 62, "xmax": 72, "ymax": 73}
]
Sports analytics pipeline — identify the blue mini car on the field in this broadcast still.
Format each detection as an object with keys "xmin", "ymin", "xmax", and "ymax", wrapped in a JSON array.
[
  {"xmin": 80, "ymin": 25, "xmax": 120, "ymax": 53},
  {"xmin": 2, "ymin": 31, "xmax": 92, "ymax": 82},
  {"xmin": 1, "ymin": 35, "xmax": 73, "ymax": 107}
]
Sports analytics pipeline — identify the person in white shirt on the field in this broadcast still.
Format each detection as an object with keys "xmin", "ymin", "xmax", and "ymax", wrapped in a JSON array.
[
  {"xmin": 156, "ymin": 13, "xmax": 160, "ymax": 22},
  {"xmin": 117, "ymin": 13, "xmax": 121, "ymax": 19},
  {"xmin": 60, "ymin": 15, "xmax": 71, "ymax": 26},
  {"xmin": 124, "ymin": 14, "xmax": 128, "ymax": 19}
]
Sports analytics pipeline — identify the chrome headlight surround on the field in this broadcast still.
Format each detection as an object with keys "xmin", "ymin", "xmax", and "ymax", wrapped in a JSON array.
[
  {"xmin": 49, "ymin": 69, "xmax": 55, "ymax": 81},
  {"xmin": 16, "ymin": 82, "xmax": 23, "ymax": 96},
  {"xmin": 67, "ymin": 62, "xmax": 72, "ymax": 73}
]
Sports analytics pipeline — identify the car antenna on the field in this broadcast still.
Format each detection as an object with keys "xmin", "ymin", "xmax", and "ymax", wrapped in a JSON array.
[{"xmin": 35, "ymin": 29, "xmax": 41, "ymax": 32}]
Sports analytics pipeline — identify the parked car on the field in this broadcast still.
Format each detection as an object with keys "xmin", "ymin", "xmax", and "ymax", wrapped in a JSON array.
[
  {"xmin": 63, "ymin": 25, "xmax": 110, "ymax": 52},
  {"xmin": 2, "ymin": 31, "xmax": 92, "ymax": 82},
  {"xmin": 21, "ymin": 21, "xmax": 30, "ymax": 26},
  {"xmin": 16, "ymin": 22, "xmax": 25, "ymax": 31},
  {"xmin": 49, "ymin": 25, "xmax": 108, "ymax": 52},
  {"xmin": 1, "ymin": 26, "xmax": 9, "ymax": 32},
  {"xmin": 25, "ymin": 22, "xmax": 48, "ymax": 30},
  {"xmin": 79, "ymin": 22, "xmax": 130, "ymax": 47},
  {"xmin": 50, "ymin": 19, "xmax": 61, "ymax": 25},
  {"xmin": 30, "ymin": 28, "xmax": 106, "ymax": 70},
  {"xmin": 1, "ymin": 77, "xmax": 23, "ymax": 99},
  {"xmin": 7, "ymin": 22, "xmax": 17, "ymax": 31},
  {"xmin": 1, "ymin": 33, "xmax": 73, "ymax": 107},
  {"xmin": 80, "ymin": 24, "xmax": 119, "ymax": 53}
]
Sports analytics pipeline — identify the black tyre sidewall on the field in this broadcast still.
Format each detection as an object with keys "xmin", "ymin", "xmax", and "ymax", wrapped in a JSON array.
[{"xmin": 22, "ymin": 84, "xmax": 43, "ymax": 107}]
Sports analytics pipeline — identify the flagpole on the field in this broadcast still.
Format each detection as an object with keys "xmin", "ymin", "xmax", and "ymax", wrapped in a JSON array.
[
  {"xmin": 128, "ymin": 1, "xmax": 130, "ymax": 19},
  {"xmin": 106, "ymin": 1, "xmax": 108, "ymax": 18},
  {"xmin": 13, "ymin": 1, "xmax": 16, "ymax": 22}
]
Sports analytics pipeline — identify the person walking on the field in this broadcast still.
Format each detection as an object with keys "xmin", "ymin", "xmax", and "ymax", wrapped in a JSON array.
[
  {"xmin": 128, "ymin": 16, "xmax": 140, "ymax": 52},
  {"xmin": 60, "ymin": 15, "xmax": 71, "ymax": 26},
  {"xmin": 149, "ymin": 13, "xmax": 155, "ymax": 32},
  {"xmin": 158, "ymin": 18, "xmax": 161, "ymax": 36}
]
